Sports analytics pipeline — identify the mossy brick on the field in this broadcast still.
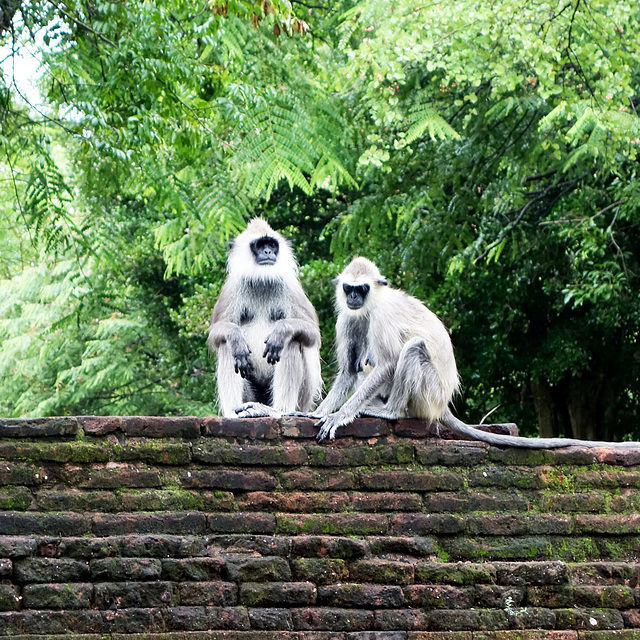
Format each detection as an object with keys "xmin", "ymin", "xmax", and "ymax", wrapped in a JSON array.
[
  {"xmin": 0, "ymin": 462, "xmax": 45, "ymax": 487},
  {"xmin": 439, "ymin": 536, "xmax": 553, "ymax": 561},
  {"xmin": 360, "ymin": 470, "xmax": 463, "ymax": 492},
  {"xmin": 225, "ymin": 556, "xmax": 291, "ymax": 582},
  {"xmin": 424, "ymin": 491, "xmax": 530, "ymax": 513},
  {"xmin": 280, "ymin": 415, "xmax": 318, "ymax": 438},
  {"xmin": 0, "ymin": 559, "xmax": 10, "ymax": 578},
  {"xmin": 492, "ymin": 447, "xmax": 601, "ymax": 466},
  {"xmin": 120, "ymin": 489, "xmax": 204, "ymax": 512},
  {"xmin": 121, "ymin": 416, "xmax": 201, "ymax": 439},
  {"xmin": 248, "ymin": 607, "xmax": 293, "ymax": 630},
  {"xmin": 317, "ymin": 583, "xmax": 403, "ymax": 608},
  {"xmin": 414, "ymin": 562, "xmax": 496, "ymax": 585},
  {"xmin": 595, "ymin": 535, "xmax": 640, "ymax": 561},
  {"xmin": 22, "ymin": 582, "xmax": 92, "ymax": 609},
  {"xmin": 119, "ymin": 533, "xmax": 207, "ymax": 558},
  {"xmin": 390, "ymin": 513, "xmax": 464, "ymax": 535},
  {"xmin": 473, "ymin": 585, "xmax": 525, "ymax": 608},
  {"xmin": 291, "ymin": 606, "xmax": 374, "ymax": 631},
  {"xmin": 611, "ymin": 492, "xmax": 640, "ymax": 513},
  {"xmin": 201, "ymin": 490, "xmax": 237, "ymax": 512},
  {"xmin": 193, "ymin": 442, "xmax": 307, "ymax": 466},
  {"xmin": 90, "ymin": 557, "xmax": 162, "ymax": 581},
  {"xmin": 352, "ymin": 492, "xmax": 422, "ymax": 512},
  {"xmin": 210, "ymin": 533, "xmax": 291, "ymax": 557},
  {"xmin": 203, "ymin": 416, "xmax": 279, "ymax": 439},
  {"xmin": 416, "ymin": 442, "xmax": 489, "ymax": 466},
  {"xmin": 410, "ymin": 633, "xmax": 473, "ymax": 640},
  {"xmin": 0, "ymin": 442, "xmax": 113, "ymax": 464},
  {"xmin": 350, "ymin": 559, "xmax": 415, "ymax": 585},
  {"xmin": 277, "ymin": 513, "xmax": 388, "ymax": 536},
  {"xmin": 0, "ymin": 417, "xmax": 78, "ymax": 438},
  {"xmin": 549, "ymin": 536, "xmax": 607, "ymax": 562},
  {"xmin": 77, "ymin": 465, "xmax": 163, "ymax": 489},
  {"xmin": 93, "ymin": 581, "xmax": 173, "ymax": 609},
  {"xmin": 0, "ymin": 584, "xmax": 19, "ymax": 611},
  {"xmin": 403, "ymin": 584, "xmax": 473, "ymax": 609},
  {"xmin": 542, "ymin": 493, "xmax": 607, "ymax": 513},
  {"xmin": 466, "ymin": 514, "xmax": 571, "ymax": 536},
  {"xmin": 116, "ymin": 440, "xmax": 192, "ymax": 465},
  {"xmin": 428, "ymin": 609, "xmax": 509, "ymax": 632},
  {"xmin": 161, "ymin": 557, "xmax": 225, "ymax": 581},
  {"xmin": 56, "ymin": 536, "xmax": 120, "ymax": 559},
  {"xmin": 495, "ymin": 561, "xmax": 569, "ymax": 585},
  {"xmin": 574, "ymin": 514, "xmax": 640, "ymax": 535},
  {"xmin": 290, "ymin": 535, "xmax": 368, "ymax": 559},
  {"xmin": 14, "ymin": 557, "xmax": 89, "ymax": 583},
  {"xmin": 503, "ymin": 608, "xmax": 557, "ymax": 632},
  {"xmin": 240, "ymin": 581, "xmax": 317, "ymax": 606},
  {"xmin": 165, "ymin": 605, "xmax": 251, "ymax": 631},
  {"xmin": 176, "ymin": 581, "xmax": 237, "ymax": 606},
  {"xmin": 35, "ymin": 489, "xmax": 119, "ymax": 512},
  {"xmin": 568, "ymin": 562, "xmax": 639, "ymax": 585},
  {"xmin": 468, "ymin": 466, "xmax": 549, "ymax": 490},
  {"xmin": 280, "ymin": 469, "xmax": 357, "ymax": 491},
  {"xmin": 207, "ymin": 513, "xmax": 276, "ymax": 534},
  {"xmin": 181, "ymin": 469, "xmax": 276, "ymax": 491},
  {"xmin": 474, "ymin": 632, "xmax": 574, "ymax": 640},
  {"xmin": 7, "ymin": 609, "xmax": 104, "ymax": 634},
  {"xmin": 554, "ymin": 607, "xmax": 624, "ymax": 630},
  {"xmin": 0, "ymin": 486, "xmax": 32, "ymax": 510},
  {"xmin": 575, "ymin": 470, "xmax": 640, "ymax": 489},
  {"xmin": 622, "ymin": 610, "xmax": 640, "ymax": 628},
  {"xmin": 369, "ymin": 536, "xmax": 437, "ymax": 557},
  {"xmin": 305, "ymin": 442, "xmax": 415, "ymax": 467},
  {"xmin": 291, "ymin": 558, "xmax": 349, "ymax": 585},
  {"xmin": 373, "ymin": 608, "xmax": 429, "ymax": 630},
  {"xmin": 92, "ymin": 512, "xmax": 206, "ymax": 536},
  {"xmin": 100, "ymin": 607, "xmax": 166, "ymax": 633},
  {"xmin": 594, "ymin": 448, "xmax": 640, "ymax": 467},
  {"xmin": 0, "ymin": 536, "xmax": 37, "ymax": 557},
  {"xmin": 239, "ymin": 490, "xmax": 350, "ymax": 513},
  {"xmin": 529, "ymin": 585, "xmax": 635, "ymax": 608}
]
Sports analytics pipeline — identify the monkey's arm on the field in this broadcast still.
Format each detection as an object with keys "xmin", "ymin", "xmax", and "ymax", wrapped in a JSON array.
[
  {"xmin": 316, "ymin": 364, "xmax": 395, "ymax": 442},
  {"xmin": 314, "ymin": 369, "xmax": 358, "ymax": 418},
  {"xmin": 263, "ymin": 318, "xmax": 320, "ymax": 364},
  {"xmin": 208, "ymin": 321, "xmax": 253, "ymax": 379}
]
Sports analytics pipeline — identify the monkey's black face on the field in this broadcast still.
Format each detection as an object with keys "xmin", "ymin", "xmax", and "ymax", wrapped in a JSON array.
[
  {"xmin": 251, "ymin": 236, "xmax": 280, "ymax": 265},
  {"xmin": 343, "ymin": 283, "xmax": 370, "ymax": 310}
]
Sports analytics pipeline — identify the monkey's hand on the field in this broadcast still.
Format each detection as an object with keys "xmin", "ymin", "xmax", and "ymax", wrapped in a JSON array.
[
  {"xmin": 229, "ymin": 334, "xmax": 253, "ymax": 378},
  {"xmin": 235, "ymin": 402, "xmax": 281, "ymax": 418},
  {"xmin": 315, "ymin": 412, "xmax": 353, "ymax": 443},
  {"xmin": 263, "ymin": 326, "xmax": 288, "ymax": 364}
]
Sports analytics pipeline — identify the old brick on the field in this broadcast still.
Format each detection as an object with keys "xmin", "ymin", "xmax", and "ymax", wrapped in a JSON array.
[
  {"xmin": 568, "ymin": 562, "xmax": 639, "ymax": 585},
  {"xmin": 291, "ymin": 558, "xmax": 349, "ymax": 585},
  {"xmin": 101, "ymin": 607, "xmax": 166, "ymax": 633},
  {"xmin": 22, "ymin": 583, "xmax": 92, "ymax": 609},
  {"xmin": 21, "ymin": 609, "xmax": 103, "ymax": 634},
  {"xmin": 210, "ymin": 534, "xmax": 290, "ymax": 557},
  {"xmin": 239, "ymin": 491, "xmax": 350, "ymax": 513},
  {"xmin": 542, "ymin": 493, "xmax": 607, "ymax": 513},
  {"xmin": 280, "ymin": 469, "xmax": 357, "ymax": 491},
  {"xmin": 467, "ymin": 514, "xmax": 571, "ymax": 536},
  {"xmin": 622, "ymin": 609, "xmax": 640, "ymax": 627},
  {"xmin": 474, "ymin": 585, "xmax": 524, "ymax": 608},
  {"xmin": 554, "ymin": 607, "xmax": 624, "ymax": 630},
  {"xmin": 291, "ymin": 607, "xmax": 373, "ymax": 631},
  {"xmin": 225, "ymin": 556, "xmax": 291, "ymax": 582},
  {"xmin": 78, "ymin": 415, "xmax": 122, "ymax": 435},
  {"xmin": 529, "ymin": 585, "xmax": 635, "ymax": 609},
  {"xmin": 194, "ymin": 442, "xmax": 307, "ymax": 465},
  {"xmin": 374, "ymin": 608, "xmax": 429, "ymax": 630},
  {"xmin": 14, "ymin": 557, "xmax": 89, "ymax": 583},
  {"xmin": 0, "ymin": 487, "xmax": 32, "ymax": 510},
  {"xmin": 117, "ymin": 440, "xmax": 192, "ymax": 465},
  {"xmin": 361, "ymin": 470, "xmax": 462, "ymax": 491},
  {"xmin": 79, "ymin": 465, "xmax": 163, "ymax": 489},
  {"xmin": 177, "ymin": 581, "xmax": 237, "ymax": 606},
  {"xmin": 351, "ymin": 560, "xmax": 414, "ymax": 585},
  {"xmin": 121, "ymin": 416, "xmax": 201, "ymax": 438},
  {"xmin": 0, "ymin": 559, "xmax": 10, "ymax": 577},
  {"xmin": 201, "ymin": 491, "xmax": 236, "ymax": 512},
  {"xmin": 277, "ymin": 513, "xmax": 388, "ymax": 536},
  {"xmin": 290, "ymin": 536, "xmax": 368, "ymax": 559},
  {"xmin": 338, "ymin": 417, "xmax": 389, "ymax": 438},
  {"xmin": 468, "ymin": 466, "xmax": 548, "ymax": 489},
  {"xmin": 92, "ymin": 512, "xmax": 206, "ymax": 536},
  {"xmin": 414, "ymin": 562, "xmax": 496, "ymax": 585},
  {"xmin": 120, "ymin": 488, "xmax": 204, "ymax": 512},
  {"xmin": 503, "ymin": 608, "xmax": 557, "ymax": 631},
  {"xmin": 0, "ymin": 584, "xmax": 19, "ymax": 611},
  {"xmin": 240, "ymin": 581, "xmax": 316, "ymax": 606},
  {"xmin": 416, "ymin": 441, "xmax": 488, "ymax": 466},
  {"xmin": 166, "ymin": 605, "xmax": 251, "ymax": 631},
  {"xmin": 428, "ymin": 609, "xmax": 509, "ymax": 631},
  {"xmin": 247, "ymin": 608, "xmax": 293, "ymax": 630},
  {"xmin": 318, "ymin": 584, "xmax": 403, "ymax": 608},
  {"xmin": 574, "ymin": 514, "xmax": 640, "ymax": 535},
  {"xmin": 404, "ymin": 584, "xmax": 473, "ymax": 609},
  {"xmin": 0, "ymin": 536, "xmax": 37, "ymax": 557},
  {"xmin": 203, "ymin": 416, "xmax": 279, "ymax": 439},
  {"xmin": 369, "ymin": 536, "xmax": 437, "ymax": 557},
  {"xmin": 280, "ymin": 416, "xmax": 318, "ymax": 438},
  {"xmin": 35, "ymin": 488, "xmax": 119, "ymax": 512},
  {"xmin": 391, "ymin": 513, "xmax": 464, "ymax": 535},
  {"xmin": 352, "ymin": 492, "xmax": 422, "ymax": 512},
  {"xmin": 424, "ymin": 491, "xmax": 530, "ymax": 513},
  {"xmin": 182, "ymin": 469, "xmax": 276, "ymax": 491},
  {"xmin": 496, "ymin": 561, "xmax": 569, "ymax": 586},
  {"xmin": 121, "ymin": 533, "xmax": 208, "ymax": 558},
  {"xmin": 94, "ymin": 581, "xmax": 173, "ymax": 609},
  {"xmin": 0, "ymin": 463, "xmax": 44, "ymax": 486},
  {"xmin": 440, "ymin": 536, "xmax": 553, "ymax": 561},
  {"xmin": 0, "ymin": 417, "xmax": 77, "ymax": 438},
  {"xmin": 161, "ymin": 557, "xmax": 225, "ymax": 581},
  {"xmin": 91, "ymin": 557, "xmax": 162, "ymax": 581},
  {"xmin": 207, "ymin": 513, "xmax": 276, "ymax": 534}
]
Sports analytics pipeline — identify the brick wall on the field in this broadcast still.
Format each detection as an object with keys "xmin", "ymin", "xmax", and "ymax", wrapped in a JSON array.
[{"xmin": 1, "ymin": 415, "xmax": 640, "ymax": 639}]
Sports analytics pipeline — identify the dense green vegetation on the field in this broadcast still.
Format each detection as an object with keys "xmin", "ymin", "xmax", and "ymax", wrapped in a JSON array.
[{"xmin": 1, "ymin": 0, "xmax": 639, "ymax": 439}]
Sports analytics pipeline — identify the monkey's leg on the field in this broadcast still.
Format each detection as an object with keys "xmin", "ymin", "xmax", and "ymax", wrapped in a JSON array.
[
  {"xmin": 272, "ymin": 340, "xmax": 307, "ymax": 413},
  {"xmin": 217, "ymin": 346, "xmax": 251, "ymax": 418}
]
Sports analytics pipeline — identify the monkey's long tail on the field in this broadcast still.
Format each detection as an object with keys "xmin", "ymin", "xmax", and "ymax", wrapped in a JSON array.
[{"xmin": 440, "ymin": 409, "xmax": 640, "ymax": 449}]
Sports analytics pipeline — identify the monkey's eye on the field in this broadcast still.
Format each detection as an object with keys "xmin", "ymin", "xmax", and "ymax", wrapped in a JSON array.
[
  {"xmin": 361, "ymin": 284, "xmax": 370, "ymax": 294},
  {"xmin": 343, "ymin": 284, "xmax": 353, "ymax": 295}
]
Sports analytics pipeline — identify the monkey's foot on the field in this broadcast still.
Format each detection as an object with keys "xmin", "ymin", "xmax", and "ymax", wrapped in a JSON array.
[
  {"xmin": 285, "ymin": 411, "xmax": 320, "ymax": 418},
  {"xmin": 315, "ymin": 413, "xmax": 352, "ymax": 443},
  {"xmin": 235, "ymin": 402, "xmax": 282, "ymax": 419}
]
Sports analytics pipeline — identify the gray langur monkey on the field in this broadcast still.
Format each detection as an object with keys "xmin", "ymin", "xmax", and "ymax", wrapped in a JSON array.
[
  {"xmin": 314, "ymin": 257, "xmax": 639, "ymax": 449},
  {"xmin": 208, "ymin": 218, "xmax": 322, "ymax": 418}
]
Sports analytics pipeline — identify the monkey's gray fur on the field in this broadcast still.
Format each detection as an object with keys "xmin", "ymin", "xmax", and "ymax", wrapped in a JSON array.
[
  {"xmin": 315, "ymin": 257, "xmax": 639, "ymax": 449},
  {"xmin": 208, "ymin": 218, "xmax": 322, "ymax": 418}
]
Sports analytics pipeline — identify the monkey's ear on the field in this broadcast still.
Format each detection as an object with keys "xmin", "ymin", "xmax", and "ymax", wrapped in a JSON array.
[
  {"xmin": 226, "ymin": 240, "xmax": 235, "ymax": 251},
  {"xmin": 377, "ymin": 278, "xmax": 388, "ymax": 286},
  {"xmin": 331, "ymin": 276, "xmax": 340, "ymax": 286}
]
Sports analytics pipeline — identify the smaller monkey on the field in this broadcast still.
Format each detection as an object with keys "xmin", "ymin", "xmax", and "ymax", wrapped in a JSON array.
[
  {"xmin": 315, "ymin": 257, "xmax": 640, "ymax": 449},
  {"xmin": 208, "ymin": 218, "xmax": 322, "ymax": 418}
]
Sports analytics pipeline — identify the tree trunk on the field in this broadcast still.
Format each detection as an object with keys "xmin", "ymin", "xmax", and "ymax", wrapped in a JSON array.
[
  {"xmin": 566, "ymin": 378, "xmax": 602, "ymax": 441},
  {"xmin": 531, "ymin": 380, "xmax": 560, "ymax": 438}
]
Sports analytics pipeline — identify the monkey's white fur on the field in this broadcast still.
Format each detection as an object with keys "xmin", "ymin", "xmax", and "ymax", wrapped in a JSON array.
[
  {"xmin": 316, "ymin": 257, "xmax": 640, "ymax": 449},
  {"xmin": 208, "ymin": 218, "xmax": 322, "ymax": 418}
]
